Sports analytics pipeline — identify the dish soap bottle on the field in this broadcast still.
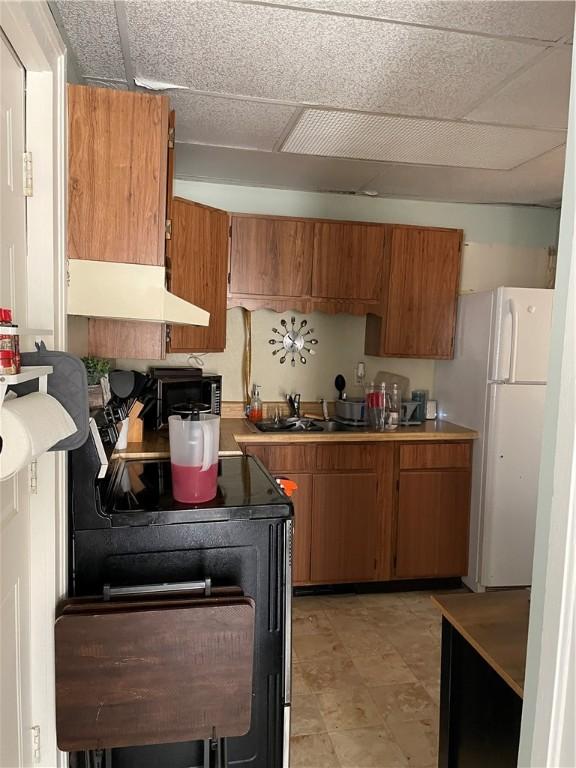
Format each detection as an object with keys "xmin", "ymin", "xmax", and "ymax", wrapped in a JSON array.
[{"xmin": 248, "ymin": 384, "xmax": 263, "ymax": 422}]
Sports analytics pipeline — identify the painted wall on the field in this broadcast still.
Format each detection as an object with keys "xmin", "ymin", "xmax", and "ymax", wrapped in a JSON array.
[
  {"xmin": 174, "ymin": 180, "xmax": 560, "ymax": 248},
  {"xmin": 116, "ymin": 181, "xmax": 560, "ymax": 400}
]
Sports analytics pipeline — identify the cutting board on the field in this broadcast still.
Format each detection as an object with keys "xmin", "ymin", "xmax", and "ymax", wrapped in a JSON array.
[{"xmin": 55, "ymin": 594, "xmax": 255, "ymax": 750}]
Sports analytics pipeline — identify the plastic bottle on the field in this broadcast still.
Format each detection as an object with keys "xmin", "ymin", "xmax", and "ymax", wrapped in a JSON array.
[
  {"xmin": 388, "ymin": 383, "xmax": 401, "ymax": 426},
  {"xmin": 248, "ymin": 384, "xmax": 263, "ymax": 422}
]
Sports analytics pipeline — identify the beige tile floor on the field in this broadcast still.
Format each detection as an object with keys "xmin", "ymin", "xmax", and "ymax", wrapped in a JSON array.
[{"xmin": 290, "ymin": 590, "xmax": 446, "ymax": 768}]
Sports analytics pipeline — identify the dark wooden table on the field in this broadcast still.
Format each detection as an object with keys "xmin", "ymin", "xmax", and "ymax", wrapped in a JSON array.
[{"xmin": 432, "ymin": 590, "xmax": 530, "ymax": 768}]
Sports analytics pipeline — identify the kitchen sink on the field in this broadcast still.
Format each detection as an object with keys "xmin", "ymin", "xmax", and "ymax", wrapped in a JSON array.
[{"xmin": 253, "ymin": 418, "xmax": 367, "ymax": 433}]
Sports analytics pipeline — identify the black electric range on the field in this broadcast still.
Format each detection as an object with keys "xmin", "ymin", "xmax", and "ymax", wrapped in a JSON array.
[
  {"xmin": 68, "ymin": 428, "xmax": 293, "ymax": 768},
  {"xmin": 101, "ymin": 455, "xmax": 290, "ymax": 525}
]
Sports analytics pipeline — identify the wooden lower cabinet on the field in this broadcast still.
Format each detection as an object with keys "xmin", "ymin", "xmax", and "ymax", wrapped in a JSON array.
[
  {"xmin": 395, "ymin": 469, "xmax": 471, "ymax": 578},
  {"xmin": 245, "ymin": 440, "xmax": 471, "ymax": 586},
  {"xmin": 310, "ymin": 472, "xmax": 380, "ymax": 583}
]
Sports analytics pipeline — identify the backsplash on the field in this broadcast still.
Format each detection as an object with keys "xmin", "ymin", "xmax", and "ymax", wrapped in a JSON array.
[{"xmin": 116, "ymin": 308, "xmax": 436, "ymax": 402}]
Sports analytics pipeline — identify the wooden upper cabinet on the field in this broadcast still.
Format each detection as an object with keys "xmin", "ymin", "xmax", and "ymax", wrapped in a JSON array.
[
  {"xmin": 68, "ymin": 84, "xmax": 169, "ymax": 265},
  {"xmin": 365, "ymin": 225, "xmax": 462, "ymax": 359},
  {"xmin": 229, "ymin": 215, "xmax": 314, "ymax": 297},
  {"xmin": 168, "ymin": 198, "xmax": 229, "ymax": 353},
  {"xmin": 312, "ymin": 222, "xmax": 386, "ymax": 301}
]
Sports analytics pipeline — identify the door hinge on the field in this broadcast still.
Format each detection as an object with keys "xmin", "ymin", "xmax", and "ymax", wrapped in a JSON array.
[
  {"xmin": 227, "ymin": 271, "xmax": 231, "ymax": 285},
  {"xmin": 165, "ymin": 219, "xmax": 172, "ymax": 239},
  {"xmin": 229, "ymin": 224, "xmax": 232, "ymax": 237},
  {"xmin": 30, "ymin": 460, "xmax": 38, "ymax": 495},
  {"xmin": 23, "ymin": 152, "xmax": 33, "ymax": 197},
  {"xmin": 166, "ymin": 325, "xmax": 172, "ymax": 345},
  {"xmin": 396, "ymin": 478, "xmax": 400, "ymax": 491},
  {"xmin": 168, "ymin": 126, "xmax": 175, "ymax": 149},
  {"xmin": 31, "ymin": 724, "xmax": 41, "ymax": 762}
]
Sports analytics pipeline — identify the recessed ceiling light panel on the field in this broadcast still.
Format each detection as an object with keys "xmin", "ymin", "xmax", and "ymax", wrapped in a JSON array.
[{"xmin": 281, "ymin": 109, "xmax": 565, "ymax": 170}]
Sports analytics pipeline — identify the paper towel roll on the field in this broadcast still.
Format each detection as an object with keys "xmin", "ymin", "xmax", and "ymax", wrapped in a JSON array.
[{"xmin": 0, "ymin": 393, "xmax": 76, "ymax": 480}]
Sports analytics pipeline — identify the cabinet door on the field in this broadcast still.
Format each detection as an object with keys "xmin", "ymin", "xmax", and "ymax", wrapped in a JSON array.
[
  {"xmin": 168, "ymin": 198, "xmax": 229, "ymax": 353},
  {"xmin": 311, "ymin": 473, "xmax": 379, "ymax": 583},
  {"xmin": 386, "ymin": 226, "xmax": 462, "ymax": 357},
  {"xmin": 229, "ymin": 216, "xmax": 314, "ymax": 297},
  {"xmin": 312, "ymin": 222, "xmax": 386, "ymax": 301},
  {"xmin": 68, "ymin": 85, "xmax": 169, "ymax": 265},
  {"xmin": 396, "ymin": 470, "xmax": 470, "ymax": 578}
]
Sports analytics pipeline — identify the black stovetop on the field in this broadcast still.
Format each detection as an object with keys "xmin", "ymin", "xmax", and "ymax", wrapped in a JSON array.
[{"xmin": 102, "ymin": 455, "xmax": 292, "ymax": 526}]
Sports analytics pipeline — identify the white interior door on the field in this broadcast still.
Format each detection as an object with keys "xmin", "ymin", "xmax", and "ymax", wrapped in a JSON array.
[
  {"xmin": 482, "ymin": 383, "xmax": 546, "ymax": 587},
  {"xmin": 0, "ymin": 32, "xmax": 34, "ymax": 768}
]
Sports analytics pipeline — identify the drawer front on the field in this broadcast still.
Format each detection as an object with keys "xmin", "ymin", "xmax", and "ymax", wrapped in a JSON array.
[
  {"xmin": 315, "ymin": 443, "xmax": 382, "ymax": 471},
  {"xmin": 399, "ymin": 442, "xmax": 471, "ymax": 470},
  {"xmin": 244, "ymin": 444, "xmax": 315, "ymax": 472}
]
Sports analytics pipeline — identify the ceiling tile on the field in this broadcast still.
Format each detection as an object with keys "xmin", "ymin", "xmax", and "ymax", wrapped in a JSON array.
[
  {"xmin": 168, "ymin": 92, "xmax": 296, "ymax": 150},
  {"xmin": 124, "ymin": 0, "xmax": 542, "ymax": 118},
  {"xmin": 465, "ymin": 48, "xmax": 572, "ymax": 129},
  {"xmin": 366, "ymin": 145, "xmax": 566, "ymax": 204},
  {"xmin": 258, "ymin": 0, "xmax": 574, "ymax": 42},
  {"xmin": 54, "ymin": 0, "xmax": 126, "ymax": 80},
  {"xmin": 174, "ymin": 143, "xmax": 383, "ymax": 193},
  {"xmin": 282, "ymin": 109, "xmax": 565, "ymax": 169},
  {"xmin": 174, "ymin": 143, "xmax": 564, "ymax": 205}
]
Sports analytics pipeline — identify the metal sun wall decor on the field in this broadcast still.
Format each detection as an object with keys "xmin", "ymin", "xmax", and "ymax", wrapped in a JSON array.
[{"xmin": 268, "ymin": 316, "xmax": 319, "ymax": 367}]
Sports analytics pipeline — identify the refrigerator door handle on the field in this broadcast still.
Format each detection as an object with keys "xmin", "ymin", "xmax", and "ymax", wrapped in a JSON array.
[{"xmin": 508, "ymin": 299, "xmax": 519, "ymax": 383}]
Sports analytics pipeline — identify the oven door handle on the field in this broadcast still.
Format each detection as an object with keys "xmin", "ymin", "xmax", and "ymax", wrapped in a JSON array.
[{"xmin": 103, "ymin": 578, "xmax": 212, "ymax": 600}]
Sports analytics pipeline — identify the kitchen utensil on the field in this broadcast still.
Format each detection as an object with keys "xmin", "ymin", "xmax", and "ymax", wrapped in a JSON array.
[
  {"xmin": 334, "ymin": 374, "xmax": 346, "ymax": 400},
  {"xmin": 109, "ymin": 370, "xmax": 135, "ymax": 400},
  {"xmin": 168, "ymin": 412, "xmax": 220, "ymax": 503}
]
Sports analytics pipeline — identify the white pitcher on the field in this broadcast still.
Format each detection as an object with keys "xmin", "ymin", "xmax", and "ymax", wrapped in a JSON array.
[{"xmin": 168, "ymin": 413, "xmax": 220, "ymax": 503}]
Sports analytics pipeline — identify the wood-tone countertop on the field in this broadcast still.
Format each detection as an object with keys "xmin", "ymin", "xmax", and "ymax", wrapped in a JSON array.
[
  {"xmin": 432, "ymin": 590, "xmax": 530, "ymax": 698},
  {"xmin": 236, "ymin": 419, "xmax": 478, "ymax": 444},
  {"xmin": 113, "ymin": 419, "xmax": 247, "ymax": 459},
  {"xmin": 113, "ymin": 418, "xmax": 478, "ymax": 461}
]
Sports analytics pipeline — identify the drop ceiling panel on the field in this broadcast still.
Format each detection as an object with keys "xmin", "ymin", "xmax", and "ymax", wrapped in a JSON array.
[
  {"xmin": 124, "ymin": 0, "xmax": 542, "ymax": 118},
  {"xmin": 175, "ymin": 143, "xmax": 383, "ymax": 192},
  {"xmin": 54, "ymin": 0, "xmax": 126, "ymax": 80},
  {"xmin": 168, "ymin": 92, "xmax": 296, "ymax": 150},
  {"xmin": 466, "ymin": 48, "xmax": 572, "ymax": 129},
  {"xmin": 282, "ymin": 109, "xmax": 564, "ymax": 169},
  {"xmin": 367, "ymin": 145, "xmax": 566, "ymax": 204},
  {"xmin": 175, "ymin": 143, "xmax": 564, "ymax": 205},
  {"xmin": 258, "ymin": 0, "xmax": 574, "ymax": 42}
]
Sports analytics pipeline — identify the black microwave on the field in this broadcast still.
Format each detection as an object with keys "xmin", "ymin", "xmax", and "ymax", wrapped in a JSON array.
[{"xmin": 145, "ymin": 367, "xmax": 222, "ymax": 430}]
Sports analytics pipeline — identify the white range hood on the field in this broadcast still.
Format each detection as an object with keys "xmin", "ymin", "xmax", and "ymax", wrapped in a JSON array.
[{"xmin": 67, "ymin": 260, "xmax": 210, "ymax": 326}]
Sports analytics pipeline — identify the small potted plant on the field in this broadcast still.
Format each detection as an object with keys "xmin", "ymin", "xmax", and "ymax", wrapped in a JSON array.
[{"xmin": 82, "ymin": 356, "xmax": 111, "ymax": 408}]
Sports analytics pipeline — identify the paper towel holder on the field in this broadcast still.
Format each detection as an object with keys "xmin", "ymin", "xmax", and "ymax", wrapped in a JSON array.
[{"xmin": 0, "ymin": 366, "xmax": 53, "ymax": 408}]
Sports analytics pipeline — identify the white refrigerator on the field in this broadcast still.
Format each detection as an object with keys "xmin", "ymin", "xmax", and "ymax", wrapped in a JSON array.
[{"xmin": 435, "ymin": 287, "xmax": 553, "ymax": 592}]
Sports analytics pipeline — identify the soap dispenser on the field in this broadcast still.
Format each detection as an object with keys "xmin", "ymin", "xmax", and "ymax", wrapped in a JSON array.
[{"xmin": 248, "ymin": 384, "xmax": 263, "ymax": 423}]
